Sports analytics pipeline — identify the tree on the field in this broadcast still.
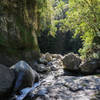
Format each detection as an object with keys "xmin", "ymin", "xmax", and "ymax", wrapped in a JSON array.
[{"xmin": 58, "ymin": 0, "xmax": 100, "ymax": 60}]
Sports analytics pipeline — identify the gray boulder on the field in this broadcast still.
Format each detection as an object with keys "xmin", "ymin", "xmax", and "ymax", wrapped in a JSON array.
[
  {"xmin": 0, "ymin": 64, "xmax": 15, "ymax": 95},
  {"xmin": 79, "ymin": 60, "xmax": 98, "ymax": 74},
  {"xmin": 62, "ymin": 53, "xmax": 81, "ymax": 71},
  {"xmin": 10, "ymin": 61, "xmax": 40, "ymax": 92}
]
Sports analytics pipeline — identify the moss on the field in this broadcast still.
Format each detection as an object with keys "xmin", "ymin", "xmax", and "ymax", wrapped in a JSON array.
[{"xmin": 0, "ymin": 0, "xmax": 40, "ymax": 60}]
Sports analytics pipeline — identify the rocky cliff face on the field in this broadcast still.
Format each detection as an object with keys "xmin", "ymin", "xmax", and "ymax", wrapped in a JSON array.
[{"xmin": 0, "ymin": 0, "xmax": 40, "ymax": 65}]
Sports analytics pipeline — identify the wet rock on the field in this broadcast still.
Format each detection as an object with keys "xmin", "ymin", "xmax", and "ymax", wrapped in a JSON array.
[
  {"xmin": 79, "ymin": 60, "xmax": 98, "ymax": 74},
  {"xmin": 10, "ymin": 61, "xmax": 40, "ymax": 93},
  {"xmin": 62, "ymin": 53, "xmax": 81, "ymax": 71},
  {"xmin": 33, "ymin": 63, "xmax": 50, "ymax": 73},
  {"xmin": 0, "ymin": 64, "xmax": 15, "ymax": 96}
]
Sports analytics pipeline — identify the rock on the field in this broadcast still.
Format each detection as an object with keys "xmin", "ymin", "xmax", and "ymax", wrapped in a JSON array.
[
  {"xmin": 79, "ymin": 60, "xmax": 98, "ymax": 74},
  {"xmin": 45, "ymin": 53, "xmax": 52, "ymax": 62},
  {"xmin": 39, "ymin": 53, "xmax": 63, "ymax": 65},
  {"xmin": 39, "ymin": 57, "xmax": 48, "ymax": 65},
  {"xmin": 62, "ymin": 53, "xmax": 81, "ymax": 71},
  {"xmin": 47, "ymin": 59, "xmax": 64, "ymax": 71},
  {"xmin": 25, "ymin": 74, "xmax": 100, "ymax": 100},
  {"xmin": 34, "ymin": 63, "xmax": 50, "ymax": 73},
  {"xmin": 10, "ymin": 61, "xmax": 40, "ymax": 93},
  {"xmin": 0, "ymin": 64, "xmax": 15, "ymax": 96},
  {"xmin": 52, "ymin": 54, "xmax": 63, "ymax": 60}
]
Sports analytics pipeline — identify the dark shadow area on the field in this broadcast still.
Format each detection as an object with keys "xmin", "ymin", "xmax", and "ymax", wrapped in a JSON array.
[{"xmin": 38, "ymin": 30, "xmax": 82, "ymax": 55}]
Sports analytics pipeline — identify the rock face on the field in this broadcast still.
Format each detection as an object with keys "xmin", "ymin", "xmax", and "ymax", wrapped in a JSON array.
[
  {"xmin": 62, "ymin": 53, "xmax": 81, "ymax": 71},
  {"xmin": 0, "ymin": 0, "xmax": 40, "ymax": 64},
  {"xmin": 10, "ymin": 61, "xmax": 40, "ymax": 93},
  {"xmin": 79, "ymin": 59, "xmax": 99, "ymax": 74},
  {"xmin": 0, "ymin": 64, "xmax": 15, "ymax": 96}
]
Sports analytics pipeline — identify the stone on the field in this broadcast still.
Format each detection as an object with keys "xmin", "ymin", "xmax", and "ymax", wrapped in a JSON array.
[
  {"xmin": 0, "ymin": 64, "xmax": 15, "ymax": 96},
  {"xmin": 10, "ymin": 61, "xmax": 40, "ymax": 93},
  {"xmin": 79, "ymin": 60, "xmax": 98, "ymax": 74},
  {"xmin": 47, "ymin": 59, "xmax": 64, "ymax": 71},
  {"xmin": 33, "ymin": 63, "xmax": 50, "ymax": 73},
  {"xmin": 52, "ymin": 54, "xmax": 63, "ymax": 60},
  {"xmin": 25, "ymin": 73, "xmax": 100, "ymax": 100},
  {"xmin": 14, "ymin": 57, "xmax": 100, "ymax": 100},
  {"xmin": 62, "ymin": 53, "xmax": 81, "ymax": 71},
  {"xmin": 45, "ymin": 53, "xmax": 52, "ymax": 62},
  {"xmin": 39, "ymin": 57, "xmax": 48, "ymax": 65}
]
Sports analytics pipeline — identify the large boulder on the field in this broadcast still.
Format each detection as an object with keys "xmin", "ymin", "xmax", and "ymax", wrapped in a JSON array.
[
  {"xmin": 79, "ymin": 59, "xmax": 99, "ymax": 74},
  {"xmin": 10, "ymin": 61, "xmax": 40, "ymax": 93},
  {"xmin": 0, "ymin": 64, "xmax": 15, "ymax": 96},
  {"xmin": 62, "ymin": 53, "xmax": 81, "ymax": 71}
]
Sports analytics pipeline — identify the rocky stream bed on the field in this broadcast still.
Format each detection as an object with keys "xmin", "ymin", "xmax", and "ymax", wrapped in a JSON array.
[{"xmin": 0, "ymin": 53, "xmax": 100, "ymax": 100}]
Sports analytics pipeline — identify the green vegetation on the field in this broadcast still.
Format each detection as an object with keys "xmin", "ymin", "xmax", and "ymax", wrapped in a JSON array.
[
  {"xmin": 50, "ymin": 0, "xmax": 100, "ymax": 60},
  {"xmin": 0, "ymin": 0, "xmax": 100, "ymax": 60},
  {"xmin": 0, "ymin": 0, "xmax": 51, "ymax": 56},
  {"xmin": 66, "ymin": 0, "xmax": 100, "ymax": 60}
]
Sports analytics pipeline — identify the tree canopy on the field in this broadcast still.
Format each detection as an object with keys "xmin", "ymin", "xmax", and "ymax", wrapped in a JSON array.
[
  {"xmin": 0, "ymin": 0, "xmax": 100, "ymax": 60},
  {"xmin": 52, "ymin": 0, "xmax": 100, "ymax": 60}
]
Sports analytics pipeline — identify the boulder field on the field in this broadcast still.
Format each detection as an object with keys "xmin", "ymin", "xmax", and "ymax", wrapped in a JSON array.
[{"xmin": 0, "ymin": 53, "xmax": 100, "ymax": 100}]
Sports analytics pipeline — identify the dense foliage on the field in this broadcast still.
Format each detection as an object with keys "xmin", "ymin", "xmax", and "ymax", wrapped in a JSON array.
[
  {"xmin": 38, "ymin": 0, "xmax": 82, "ymax": 54},
  {"xmin": 0, "ymin": 0, "xmax": 100, "ymax": 60},
  {"xmin": 52, "ymin": 0, "xmax": 100, "ymax": 60}
]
